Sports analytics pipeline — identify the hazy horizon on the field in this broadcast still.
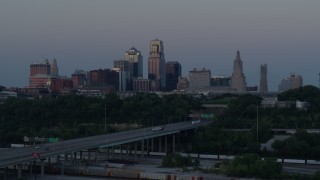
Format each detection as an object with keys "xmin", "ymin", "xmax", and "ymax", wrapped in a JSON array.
[{"xmin": 1, "ymin": 0, "xmax": 319, "ymax": 91}]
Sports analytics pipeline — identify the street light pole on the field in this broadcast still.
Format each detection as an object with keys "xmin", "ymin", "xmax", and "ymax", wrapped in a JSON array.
[
  {"xmin": 104, "ymin": 104, "xmax": 107, "ymax": 133},
  {"xmin": 256, "ymin": 102, "xmax": 259, "ymax": 142}
]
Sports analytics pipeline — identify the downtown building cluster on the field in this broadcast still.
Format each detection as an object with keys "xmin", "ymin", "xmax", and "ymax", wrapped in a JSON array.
[{"xmin": 2, "ymin": 39, "xmax": 304, "ymax": 98}]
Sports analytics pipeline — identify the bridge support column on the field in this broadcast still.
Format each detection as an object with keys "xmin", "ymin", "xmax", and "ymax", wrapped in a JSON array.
[
  {"xmin": 106, "ymin": 147, "xmax": 109, "ymax": 160},
  {"xmin": 147, "ymin": 138, "xmax": 149, "ymax": 155},
  {"xmin": 165, "ymin": 135, "xmax": 168, "ymax": 153},
  {"xmin": 3, "ymin": 167, "xmax": 7, "ymax": 180},
  {"xmin": 56, "ymin": 155, "xmax": 60, "ymax": 163},
  {"xmin": 74, "ymin": 152, "xmax": 77, "ymax": 161},
  {"xmin": 80, "ymin": 151, "xmax": 83, "ymax": 160},
  {"xmin": 29, "ymin": 162, "xmax": 33, "ymax": 175},
  {"xmin": 134, "ymin": 142, "xmax": 137, "ymax": 160},
  {"xmin": 159, "ymin": 137, "xmax": 162, "ymax": 152},
  {"xmin": 61, "ymin": 162, "xmax": 64, "ymax": 176},
  {"xmin": 151, "ymin": 138, "xmax": 154, "ymax": 152},
  {"xmin": 88, "ymin": 151, "xmax": 91, "ymax": 164},
  {"xmin": 96, "ymin": 149, "xmax": 99, "ymax": 164},
  {"xmin": 178, "ymin": 132, "xmax": 181, "ymax": 147},
  {"xmin": 126, "ymin": 145, "xmax": 129, "ymax": 158},
  {"xmin": 141, "ymin": 139, "xmax": 144, "ymax": 159},
  {"xmin": 120, "ymin": 145, "xmax": 123, "ymax": 159},
  {"xmin": 17, "ymin": 164, "xmax": 22, "ymax": 179},
  {"xmin": 40, "ymin": 159, "xmax": 45, "ymax": 176},
  {"xmin": 173, "ymin": 134, "xmax": 176, "ymax": 153},
  {"xmin": 64, "ymin": 153, "xmax": 68, "ymax": 162},
  {"xmin": 112, "ymin": 146, "xmax": 114, "ymax": 158}
]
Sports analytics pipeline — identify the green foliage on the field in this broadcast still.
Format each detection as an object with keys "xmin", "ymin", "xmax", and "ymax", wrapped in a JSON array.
[
  {"xmin": 203, "ymin": 94, "xmax": 236, "ymax": 105},
  {"xmin": 223, "ymin": 154, "xmax": 282, "ymax": 178},
  {"xmin": 278, "ymin": 85, "xmax": 320, "ymax": 111},
  {"xmin": 312, "ymin": 171, "xmax": 320, "ymax": 180},
  {"xmin": 161, "ymin": 153, "xmax": 198, "ymax": 168},
  {"xmin": 272, "ymin": 130, "xmax": 320, "ymax": 160},
  {"xmin": 0, "ymin": 93, "xmax": 201, "ymax": 145},
  {"xmin": 192, "ymin": 126, "xmax": 260, "ymax": 155}
]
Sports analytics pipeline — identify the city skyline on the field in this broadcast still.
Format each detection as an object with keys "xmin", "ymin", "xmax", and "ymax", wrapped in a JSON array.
[{"xmin": 0, "ymin": 1, "xmax": 319, "ymax": 91}]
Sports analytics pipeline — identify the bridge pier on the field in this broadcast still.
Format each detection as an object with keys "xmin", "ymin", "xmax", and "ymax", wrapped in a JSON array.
[
  {"xmin": 173, "ymin": 134, "xmax": 175, "ymax": 153},
  {"xmin": 165, "ymin": 135, "xmax": 168, "ymax": 153},
  {"xmin": 2, "ymin": 167, "xmax": 7, "ymax": 180},
  {"xmin": 147, "ymin": 138, "xmax": 149, "ymax": 155},
  {"xmin": 74, "ymin": 152, "xmax": 77, "ymax": 161},
  {"xmin": 61, "ymin": 161, "xmax": 64, "ymax": 176},
  {"xmin": 151, "ymin": 138, "xmax": 154, "ymax": 152},
  {"xmin": 111, "ymin": 146, "xmax": 114, "ymax": 158},
  {"xmin": 80, "ymin": 151, "xmax": 83, "ymax": 160},
  {"xmin": 106, "ymin": 147, "xmax": 109, "ymax": 160},
  {"xmin": 17, "ymin": 164, "xmax": 22, "ymax": 179},
  {"xmin": 159, "ymin": 137, "xmax": 162, "ymax": 152},
  {"xmin": 141, "ymin": 139, "xmax": 144, "ymax": 159},
  {"xmin": 29, "ymin": 162, "xmax": 32, "ymax": 176},
  {"xmin": 96, "ymin": 149, "xmax": 99, "ymax": 163},
  {"xmin": 134, "ymin": 142, "xmax": 137, "ymax": 160},
  {"xmin": 41, "ymin": 159, "xmax": 45, "ymax": 176},
  {"xmin": 120, "ymin": 145, "xmax": 123, "ymax": 159},
  {"xmin": 126, "ymin": 145, "xmax": 129, "ymax": 158},
  {"xmin": 64, "ymin": 153, "xmax": 68, "ymax": 162}
]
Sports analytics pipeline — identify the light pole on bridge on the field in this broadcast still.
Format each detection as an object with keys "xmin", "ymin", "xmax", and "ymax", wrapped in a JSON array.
[
  {"xmin": 256, "ymin": 102, "xmax": 259, "ymax": 142},
  {"xmin": 104, "ymin": 104, "xmax": 107, "ymax": 133}
]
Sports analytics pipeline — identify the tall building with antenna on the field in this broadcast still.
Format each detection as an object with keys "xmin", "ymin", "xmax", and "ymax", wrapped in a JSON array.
[
  {"xmin": 259, "ymin": 64, "xmax": 268, "ymax": 93},
  {"xmin": 231, "ymin": 51, "xmax": 247, "ymax": 92}
]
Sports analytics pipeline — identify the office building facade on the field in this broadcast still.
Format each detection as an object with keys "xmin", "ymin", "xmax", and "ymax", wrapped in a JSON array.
[
  {"xmin": 278, "ymin": 73, "xmax": 303, "ymax": 91},
  {"xmin": 124, "ymin": 47, "xmax": 143, "ymax": 78},
  {"xmin": 148, "ymin": 39, "xmax": 166, "ymax": 91},
  {"xmin": 29, "ymin": 59, "xmax": 51, "ymax": 88},
  {"xmin": 188, "ymin": 68, "xmax": 211, "ymax": 89},
  {"xmin": 165, "ymin": 61, "xmax": 181, "ymax": 91}
]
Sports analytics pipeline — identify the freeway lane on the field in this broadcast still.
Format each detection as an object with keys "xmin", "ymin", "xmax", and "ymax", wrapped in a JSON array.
[{"xmin": 0, "ymin": 119, "xmax": 212, "ymax": 168}]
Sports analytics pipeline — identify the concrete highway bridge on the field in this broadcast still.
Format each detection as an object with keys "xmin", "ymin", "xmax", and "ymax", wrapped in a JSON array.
[
  {"xmin": 0, "ymin": 119, "xmax": 212, "ymax": 179},
  {"xmin": 228, "ymin": 128, "xmax": 320, "ymax": 134}
]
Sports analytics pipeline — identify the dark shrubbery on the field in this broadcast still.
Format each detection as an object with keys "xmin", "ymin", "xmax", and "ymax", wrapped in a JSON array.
[
  {"xmin": 223, "ymin": 154, "xmax": 282, "ymax": 179},
  {"xmin": 161, "ymin": 153, "xmax": 199, "ymax": 168}
]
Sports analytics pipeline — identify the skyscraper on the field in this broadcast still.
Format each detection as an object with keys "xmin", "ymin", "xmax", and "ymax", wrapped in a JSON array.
[
  {"xmin": 148, "ymin": 39, "xmax": 166, "ymax": 91},
  {"xmin": 231, "ymin": 51, "xmax": 247, "ymax": 92},
  {"xmin": 51, "ymin": 58, "xmax": 59, "ymax": 77},
  {"xmin": 259, "ymin": 64, "xmax": 268, "ymax": 93},
  {"xmin": 165, "ymin": 61, "xmax": 181, "ymax": 91},
  {"xmin": 124, "ymin": 47, "xmax": 143, "ymax": 78},
  {"xmin": 114, "ymin": 59, "xmax": 131, "ymax": 91},
  {"xmin": 114, "ymin": 59, "xmax": 129, "ymax": 72}
]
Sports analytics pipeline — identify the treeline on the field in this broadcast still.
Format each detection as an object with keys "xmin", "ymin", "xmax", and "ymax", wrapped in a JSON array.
[
  {"xmin": 192, "ymin": 85, "xmax": 320, "ymax": 160},
  {"xmin": 272, "ymin": 130, "xmax": 320, "ymax": 160},
  {"xmin": 192, "ymin": 127, "xmax": 261, "ymax": 156},
  {"xmin": 216, "ymin": 85, "xmax": 320, "ymax": 130},
  {"xmin": 0, "ymin": 93, "xmax": 201, "ymax": 145}
]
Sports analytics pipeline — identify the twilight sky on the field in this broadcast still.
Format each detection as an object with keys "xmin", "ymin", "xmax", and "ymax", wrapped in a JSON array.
[{"xmin": 0, "ymin": 0, "xmax": 319, "ymax": 91}]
